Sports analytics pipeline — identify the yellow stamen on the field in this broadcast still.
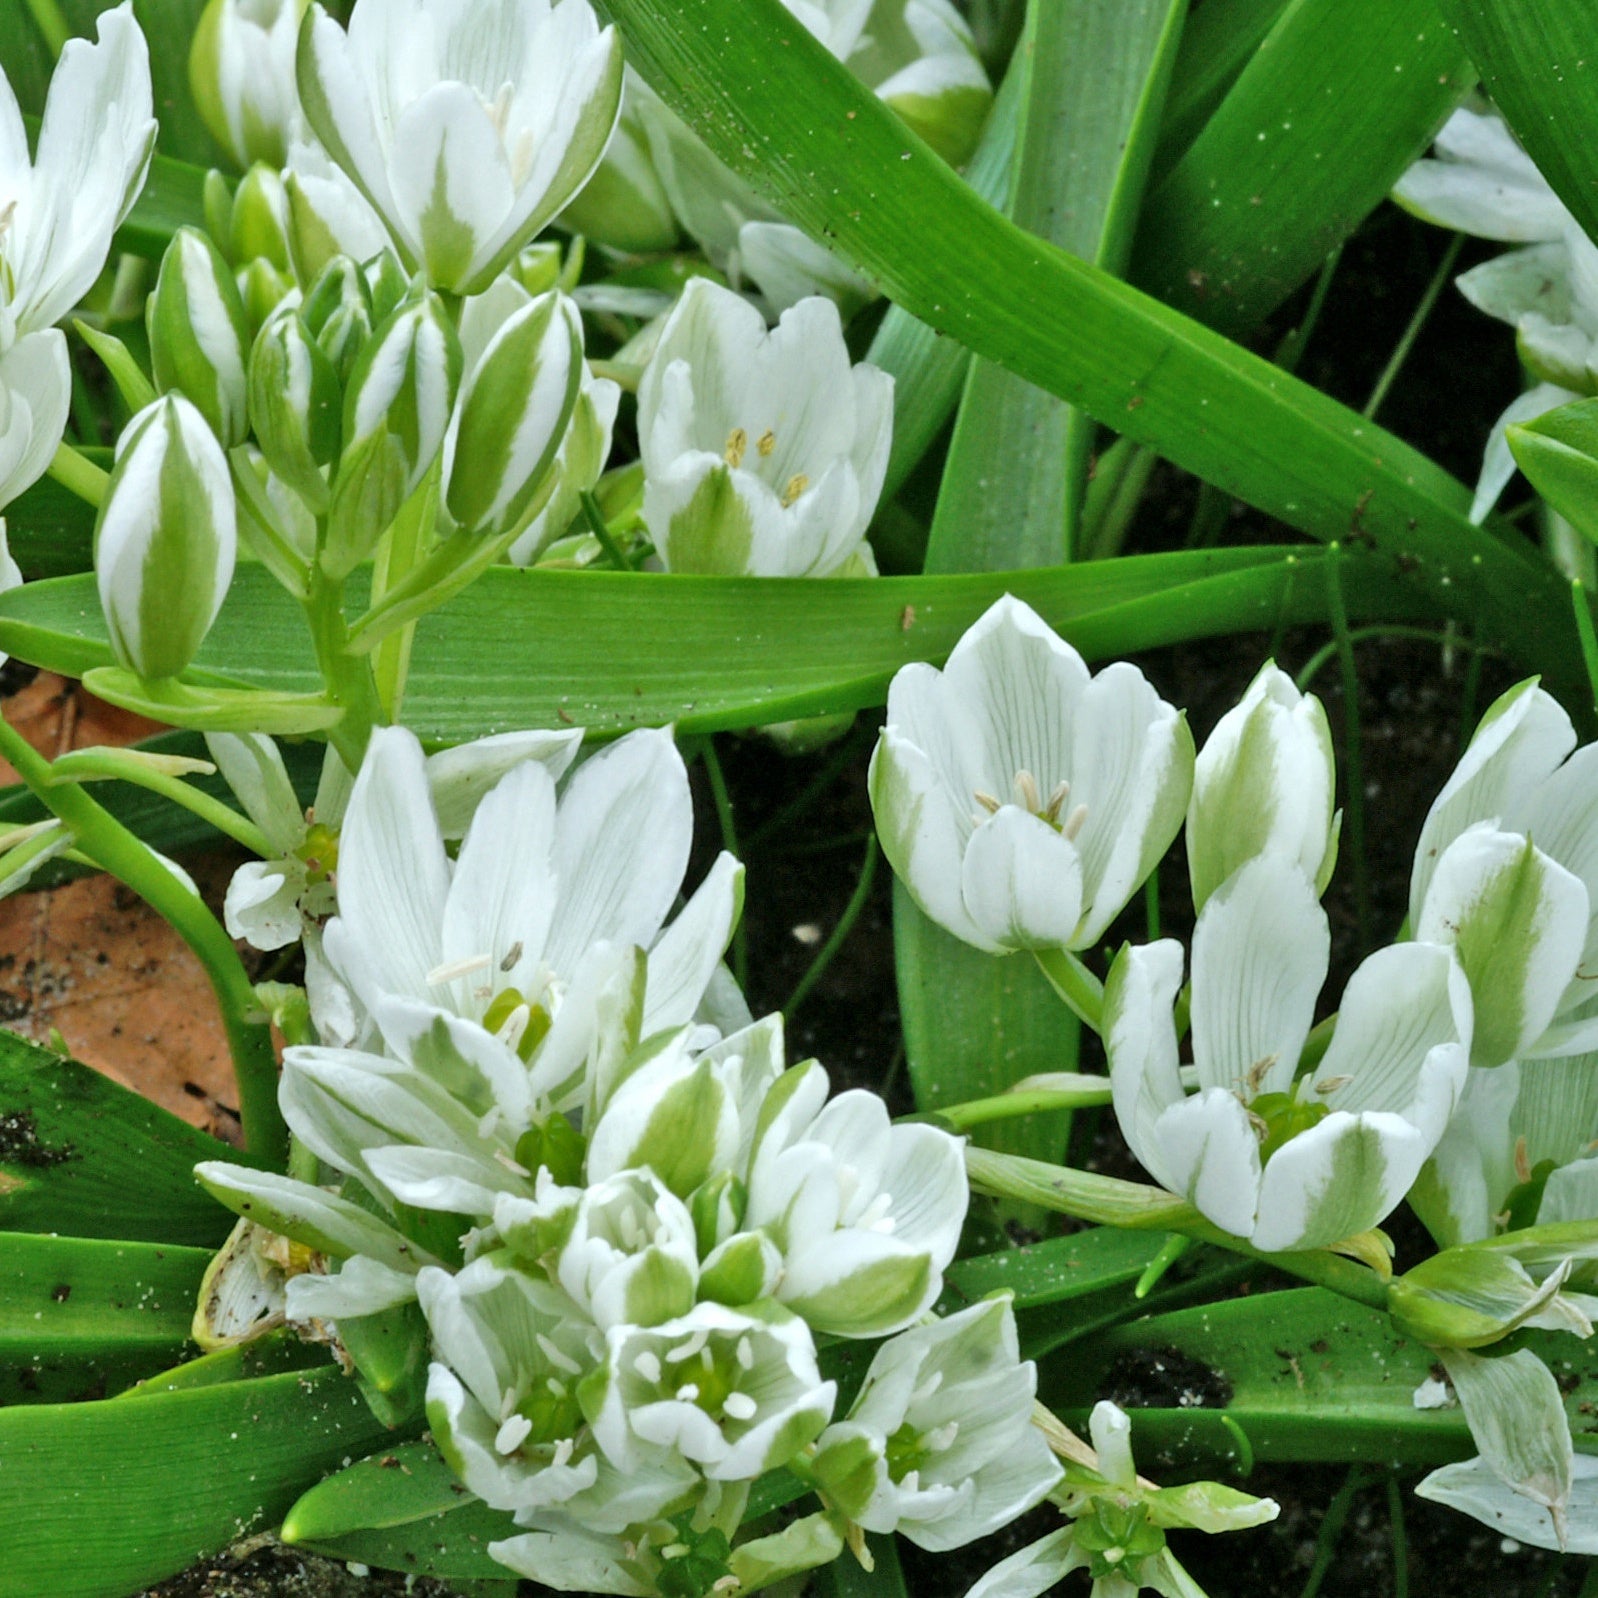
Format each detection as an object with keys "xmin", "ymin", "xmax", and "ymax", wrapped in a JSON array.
[
  {"xmin": 724, "ymin": 428, "xmax": 748, "ymax": 468},
  {"xmin": 757, "ymin": 429, "xmax": 776, "ymax": 456},
  {"xmin": 781, "ymin": 472, "xmax": 809, "ymax": 506}
]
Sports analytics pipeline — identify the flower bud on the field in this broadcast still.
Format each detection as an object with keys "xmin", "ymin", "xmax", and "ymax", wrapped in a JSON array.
[
  {"xmin": 324, "ymin": 287, "xmax": 460, "ymax": 577},
  {"xmin": 248, "ymin": 304, "xmax": 342, "ymax": 511},
  {"xmin": 446, "ymin": 290, "xmax": 583, "ymax": 541},
  {"xmin": 146, "ymin": 227, "xmax": 251, "ymax": 446},
  {"xmin": 300, "ymin": 256, "xmax": 372, "ymax": 384},
  {"xmin": 1187, "ymin": 662, "xmax": 1338, "ymax": 911},
  {"xmin": 95, "ymin": 394, "xmax": 237, "ymax": 679},
  {"xmin": 229, "ymin": 165, "xmax": 294, "ymax": 276},
  {"xmin": 188, "ymin": 0, "xmax": 305, "ymax": 169}
]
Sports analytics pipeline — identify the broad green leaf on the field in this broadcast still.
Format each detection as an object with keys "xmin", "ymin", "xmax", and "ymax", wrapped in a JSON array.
[
  {"xmin": 939, "ymin": 1225, "xmax": 1174, "ymax": 1311},
  {"xmin": 868, "ymin": 51, "xmax": 1022, "ymax": 506},
  {"xmin": 817, "ymin": 1533, "xmax": 907, "ymax": 1598},
  {"xmin": 896, "ymin": 883, "xmax": 1078, "ymax": 1184},
  {"xmin": 3, "ymin": 454, "xmax": 99, "ymax": 578},
  {"xmin": 0, "ymin": 549, "xmax": 1434, "ymax": 740},
  {"xmin": 0, "ymin": 1363, "xmax": 410, "ymax": 1598},
  {"xmin": 1131, "ymin": 0, "xmax": 1471, "ymax": 337},
  {"xmin": 117, "ymin": 1327, "xmax": 332, "ymax": 1396},
  {"xmin": 603, "ymin": 0, "xmax": 1580, "ymax": 696},
  {"xmin": 928, "ymin": 0, "xmax": 1185, "ymax": 569},
  {"xmin": 116, "ymin": 148, "xmax": 212, "ymax": 260},
  {"xmin": 0, "ymin": 1028, "xmax": 236, "ymax": 1247},
  {"xmin": 0, "ymin": 1231, "xmax": 208, "ymax": 1403},
  {"xmin": 1043, "ymin": 1285, "xmax": 1598, "ymax": 1469},
  {"xmin": 1150, "ymin": 0, "xmax": 1291, "ymax": 184},
  {"xmin": 1435, "ymin": 0, "xmax": 1598, "ymax": 249},
  {"xmin": 290, "ymin": 1500, "xmax": 521, "ymax": 1584},
  {"xmin": 283, "ymin": 1437, "xmax": 467, "ymax": 1541}
]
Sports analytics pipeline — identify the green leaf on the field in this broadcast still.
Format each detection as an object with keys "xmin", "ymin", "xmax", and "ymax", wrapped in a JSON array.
[
  {"xmin": 1434, "ymin": 0, "xmax": 1598, "ymax": 249},
  {"xmin": 603, "ymin": 0, "xmax": 1578, "ymax": 694},
  {"xmin": 116, "ymin": 148, "xmax": 212, "ymax": 260},
  {"xmin": 1509, "ymin": 397, "xmax": 1598, "ymax": 549},
  {"xmin": 895, "ymin": 882, "xmax": 1077, "ymax": 1182},
  {"xmin": 1131, "ymin": 0, "xmax": 1471, "ymax": 337},
  {"xmin": 1043, "ymin": 1285, "xmax": 1598, "ymax": 1470},
  {"xmin": 289, "ymin": 1499, "xmax": 522, "ymax": 1583},
  {"xmin": 928, "ymin": 0, "xmax": 1185, "ymax": 569},
  {"xmin": 282, "ymin": 1437, "xmax": 469, "ymax": 1542},
  {"xmin": 2, "ymin": 449, "xmax": 101, "ymax": 578},
  {"xmin": 940, "ymin": 1225, "xmax": 1174, "ymax": 1311},
  {"xmin": 1150, "ymin": 0, "xmax": 1291, "ymax": 184},
  {"xmin": 117, "ymin": 1327, "xmax": 333, "ymax": 1396},
  {"xmin": 0, "ymin": 1231, "xmax": 208, "ymax": 1403},
  {"xmin": 816, "ymin": 1533, "xmax": 907, "ymax": 1598},
  {"xmin": 0, "ymin": 1028, "xmax": 236, "ymax": 1247},
  {"xmin": 0, "ymin": 1363, "xmax": 411, "ymax": 1598},
  {"xmin": 0, "ymin": 548, "xmax": 1434, "ymax": 739}
]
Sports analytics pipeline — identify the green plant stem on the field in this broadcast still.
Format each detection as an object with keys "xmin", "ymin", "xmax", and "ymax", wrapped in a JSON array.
[
  {"xmin": 47, "ymin": 441, "xmax": 109, "ymax": 509},
  {"xmin": 1294, "ymin": 624, "xmax": 1499, "ymax": 691},
  {"xmin": 699, "ymin": 738, "xmax": 747, "ymax": 992},
  {"xmin": 48, "ymin": 750, "xmax": 273, "ymax": 857},
  {"xmin": 305, "ymin": 569, "xmax": 385, "ymax": 772},
  {"xmin": 964, "ymin": 1145, "xmax": 1393, "ymax": 1312},
  {"xmin": 580, "ymin": 490, "xmax": 636, "ymax": 572},
  {"xmin": 785, "ymin": 836, "xmax": 878, "ymax": 1017},
  {"xmin": 1385, "ymin": 1473, "xmax": 1409, "ymax": 1598},
  {"xmin": 936, "ymin": 1077, "xmax": 1114, "ymax": 1132},
  {"xmin": 22, "ymin": 0, "xmax": 70, "ymax": 56},
  {"xmin": 1032, "ymin": 945, "xmax": 1105, "ymax": 1033},
  {"xmin": 1572, "ymin": 581, "xmax": 1598, "ymax": 722},
  {"xmin": 1274, "ymin": 244, "xmax": 1343, "ymax": 375},
  {"xmin": 1363, "ymin": 234, "xmax": 1465, "ymax": 422},
  {"xmin": 0, "ymin": 710, "xmax": 286, "ymax": 1166},
  {"xmin": 1299, "ymin": 1466, "xmax": 1371, "ymax": 1598}
]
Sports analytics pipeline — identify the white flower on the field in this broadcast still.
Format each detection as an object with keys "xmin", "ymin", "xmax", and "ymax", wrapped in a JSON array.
[
  {"xmin": 552, "ymin": 1169, "xmax": 699, "ymax": 1330},
  {"xmin": 1410, "ymin": 678, "xmax": 1598, "ymax": 1065},
  {"xmin": 0, "ymin": 331, "xmax": 71, "ymax": 512},
  {"xmin": 419, "ymin": 1254, "xmax": 697, "ymax": 1532},
  {"xmin": 743, "ymin": 1059, "xmax": 967, "ymax": 1336},
  {"xmin": 1393, "ymin": 107, "xmax": 1597, "ymax": 518},
  {"xmin": 870, "ymin": 595, "xmax": 1193, "ymax": 955},
  {"xmin": 322, "ymin": 724, "xmax": 744, "ymax": 1060},
  {"xmin": 0, "ymin": 2, "xmax": 156, "ymax": 339},
  {"xmin": 1186, "ymin": 662, "xmax": 1337, "ymax": 911},
  {"xmin": 585, "ymin": 1302, "xmax": 835, "ymax": 1482},
  {"xmin": 637, "ymin": 277, "xmax": 892, "ymax": 577},
  {"xmin": 296, "ymin": 0, "xmax": 623, "ymax": 294},
  {"xmin": 94, "ymin": 393, "xmax": 236, "ymax": 680},
  {"xmin": 282, "ymin": 133, "xmax": 391, "ymax": 285},
  {"xmin": 189, "ymin": 0, "xmax": 306, "ymax": 169},
  {"xmin": 1107, "ymin": 854, "xmax": 1472, "ymax": 1252},
  {"xmin": 812, "ymin": 1296, "xmax": 1061, "ymax": 1551}
]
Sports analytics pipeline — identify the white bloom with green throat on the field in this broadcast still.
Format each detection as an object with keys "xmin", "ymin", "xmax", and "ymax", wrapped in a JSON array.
[
  {"xmin": 321, "ymin": 724, "xmax": 744, "ymax": 1065},
  {"xmin": 582, "ymin": 1301, "xmax": 835, "ymax": 1483},
  {"xmin": 1187, "ymin": 661, "xmax": 1338, "ymax": 912},
  {"xmin": 420, "ymin": 1253, "xmax": 697, "ymax": 1531},
  {"xmin": 296, "ymin": 0, "xmax": 623, "ymax": 294},
  {"xmin": 870, "ymin": 594, "xmax": 1193, "ymax": 955},
  {"xmin": 742, "ymin": 1058, "xmax": 967, "ymax": 1337},
  {"xmin": 1107, "ymin": 854, "xmax": 1472, "ymax": 1252},
  {"xmin": 811, "ymin": 1295, "xmax": 1061, "ymax": 1551},
  {"xmin": 637, "ymin": 277, "xmax": 892, "ymax": 577},
  {"xmin": 0, "ymin": 1, "xmax": 156, "ymax": 339},
  {"xmin": 1410, "ymin": 678, "xmax": 1598, "ymax": 1068}
]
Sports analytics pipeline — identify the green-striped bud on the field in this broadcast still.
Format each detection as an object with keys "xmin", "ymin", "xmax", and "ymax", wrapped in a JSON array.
[
  {"xmin": 446, "ymin": 290, "xmax": 582, "ymax": 541},
  {"xmin": 95, "ymin": 394, "xmax": 237, "ymax": 680},
  {"xmin": 301, "ymin": 256, "xmax": 372, "ymax": 385},
  {"xmin": 324, "ymin": 287, "xmax": 460, "ymax": 576},
  {"xmin": 230, "ymin": 165, "xmax": 293, "ymax": 275},
  {"xmin": 147, "ymin": 227, "xmax": 251, "ymax": 446},
  {"xmin": 249, "ymin": 304, "xmax": 342, "ymax": 512}
]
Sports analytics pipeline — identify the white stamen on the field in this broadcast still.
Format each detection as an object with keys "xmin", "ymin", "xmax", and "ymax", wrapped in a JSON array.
[
  {"xmin": 495, "ymin": 1003, "xmax": 531, "ymax": 1053},
  {"xmin": 666, "ymin": 1329, "xmax": 710, "ymax": 1364},
  {"xmin": 493, "ymin": 1149, "xmax": 532, "ymax": 1177},
  {"xmin": 924, "ymin": 1421, "xmax": 959, "ymax": 1453},
  {"xmin": 1061, "ymin": 803, "xmax": 1089, "ymax": 842},
  {"xmin": 736, "ymin": 1336, "xmax": 754, "ymax": 1371},
  {"xmin": 723, "ymin": 1392, "xmax": 758, "ymax": 1421},
  {"xmin": 675, "ymin": 1382, "xmax": 701, "ymax": 1402},
  {"xmin": 426, "ymin": 952, "xmax": 491, "ymax": 985},
  {"xmin": 911, "ymin": 1371, "xmax": 944, "ymax": 1408},
  {"xmin": 547, "ymin": 1376, "xmax": 568, "ymax": 1399},
  {"xmin": 550, "ymin": 1437, "xmax": 575, "ymax": 1469},
  {"xmin": 1013, "ymin": 770, "xmax": 1042, "ymax": 812},
  {"xmin": 495, "ymin": 1414, "xmax": 533, "ymax": 1455},
  {"xmin": 634, "ymin": 1350, "xmax": 663, "ymax": 1384}
]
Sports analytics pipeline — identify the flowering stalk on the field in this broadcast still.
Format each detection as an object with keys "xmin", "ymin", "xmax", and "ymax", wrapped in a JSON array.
[
  {"xmin": 0, "ymin": 708, "xmax": 286, "ymax": 1165},
  {"xmin": 47, "ymin": 441, "xmax": 110, "ymax": 508},
  {"xmin": 305, "ymin": 565, "xmax": 387, "ymax": 771},
  {"xmin": 963, "ymin": 1146, "xmax": 1392, "ymax": 1312}
]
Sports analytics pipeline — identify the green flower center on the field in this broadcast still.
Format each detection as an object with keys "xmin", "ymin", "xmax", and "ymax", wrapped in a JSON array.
[
  {"xmin": 483, "ymin": 985, "xmax": 554, "ymax": 1062},
  {"xmin": 294, "ymin": 821, "xmax": 340, "ymax": 885},
  {"xmin": 1249, "ymin": 1090, "xmax": 1330, "ymax": 1164}
]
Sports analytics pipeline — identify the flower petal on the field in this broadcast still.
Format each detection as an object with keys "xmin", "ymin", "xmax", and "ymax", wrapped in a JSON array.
[{"xmin": 958, "ymin": 805, "xmax": 1083, "ymax": 952}]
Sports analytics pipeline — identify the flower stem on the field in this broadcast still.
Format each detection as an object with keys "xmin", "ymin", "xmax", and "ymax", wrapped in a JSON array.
[
  {"xmin": 935, "ymin": 1076, "xmax": 1113, "ymax": 1132},
  {"xmin": 964, "ymin": 1146, "xmax": 1392, "ymax": 1313},
  {"xmin": 785, "ymin": 835, "xmax": 879, "ymax": 1017},
  {"xmin": 1031, "ymin": 944, "xmax": 1104, "ymax": 1033},
  {"xmin": 47, "ymin": 441, "xmax": 109, "ymax": 509},
  {"xmin": 305, "ymin": 568, "xmax": 386, "ymax": 771},
  {"xmin": 0, "ymin": 709, "xmax": 287, "ymax": 1166}
]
